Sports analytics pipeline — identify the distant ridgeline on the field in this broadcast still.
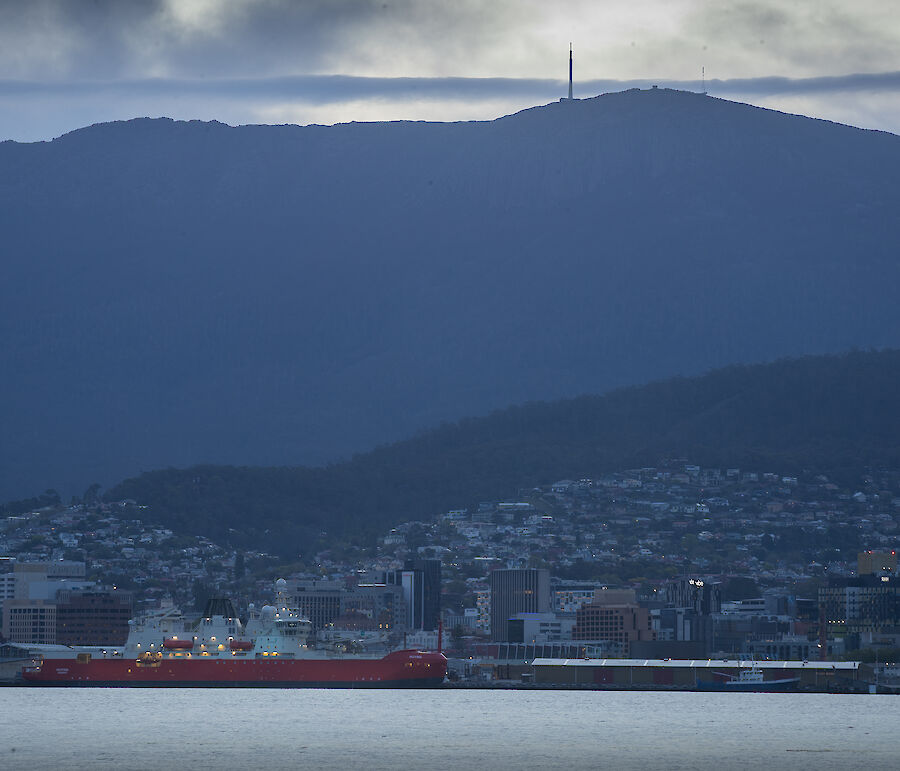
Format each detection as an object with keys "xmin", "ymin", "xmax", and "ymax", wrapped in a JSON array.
[
  {"xmin": 104, "ymin": 350, "xmax": 900, "ymax": 557},
  {"xmin": 2, "ymin": 88, "xmax": 900, "ymax": 501}
]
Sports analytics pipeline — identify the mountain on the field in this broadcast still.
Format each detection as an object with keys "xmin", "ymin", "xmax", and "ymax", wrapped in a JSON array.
[
  {"xmin": 2, "ymin": 89, "xmax": 900, "ymax": 499},
  {"xmin": 105, "ymin": 349, "xmax": 900, "ymax": 557}
]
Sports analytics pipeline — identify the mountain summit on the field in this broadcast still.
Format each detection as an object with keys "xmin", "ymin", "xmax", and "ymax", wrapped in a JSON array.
[{"xmin": 2, "ymin": 90, "xmax": 899, "ymax": 499}]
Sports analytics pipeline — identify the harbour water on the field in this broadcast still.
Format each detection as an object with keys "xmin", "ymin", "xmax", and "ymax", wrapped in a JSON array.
[{"xmin": 1, "ymin": 689, "xmax": 898, "ymax": 770}]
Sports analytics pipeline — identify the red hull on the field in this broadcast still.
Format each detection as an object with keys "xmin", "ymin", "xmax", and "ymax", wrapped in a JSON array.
[{"xmin": 22, "ymin": 650, "xmax": 446, "ymax": 688}]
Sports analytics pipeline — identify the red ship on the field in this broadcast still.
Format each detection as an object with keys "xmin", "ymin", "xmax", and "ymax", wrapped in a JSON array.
[
  {"xmin": 22, "ymin": 648, "xmax": 446, "ymax": 687},
  {"xmin": 23, "ymin": 585, "xmax": 446, "ymax": 688}
]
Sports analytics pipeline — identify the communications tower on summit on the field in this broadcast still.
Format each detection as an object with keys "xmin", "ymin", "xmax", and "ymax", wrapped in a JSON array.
[{"xmin": 561, "ymin": 44, "xmax": 576, "ymax": 102}]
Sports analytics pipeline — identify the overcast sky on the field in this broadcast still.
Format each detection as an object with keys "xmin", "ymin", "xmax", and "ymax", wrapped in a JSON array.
[{"xmin": 1, "ymin": 0, "xmax": 898, "ymax": 141}]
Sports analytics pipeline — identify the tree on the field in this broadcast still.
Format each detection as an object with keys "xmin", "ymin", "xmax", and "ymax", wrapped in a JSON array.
[{"xmin": 82, "ymin": 483, "xmax": 102, "ymax": 505}]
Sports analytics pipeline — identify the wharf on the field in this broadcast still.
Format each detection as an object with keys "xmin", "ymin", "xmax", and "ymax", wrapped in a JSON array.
[{"xmin": 442, "ymin": 679, "xmax": 874, "ymax": 693}]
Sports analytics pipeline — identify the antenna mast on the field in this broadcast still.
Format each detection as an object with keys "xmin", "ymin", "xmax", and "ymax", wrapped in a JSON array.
[
  {"xmin": 702, "ymin": 66, "xmax": 706, "ymax": 95},
  {"xmin": 568, "ymin": 43, "xmax": 574, "ymax": 100}
]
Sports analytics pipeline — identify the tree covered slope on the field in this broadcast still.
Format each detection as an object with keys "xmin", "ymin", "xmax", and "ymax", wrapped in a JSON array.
[{"xmin": 106, "ymin": 350, "xmax": 900, "ymax": 556}]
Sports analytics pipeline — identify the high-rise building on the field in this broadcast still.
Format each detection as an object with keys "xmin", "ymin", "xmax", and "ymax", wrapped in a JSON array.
[
  {"xmin": 819, "ymin": 574, "xmax": 900, "ymax": 639},
  {"xmin": 490, "ymin": 568, "xmax": 550, "ymax": 642},
  {"xmin": 285, "ymin": 579, "xmax": 343, "ymax": 631},
  {"xmin": 572, "ymin": 588, "xmax": 655, "ymax": 654},
  {"xmin": 2, "ymin": 600, "xmax": 57, "ymax": 644},
  {"xmin": 378, "ymin": 559, "xmax": 443, "ymax": 631},
  {"xmin": 399, "ymin": 569, "xmax": 424, "ymax": 629},
  {"xmin": 55, "ymin": 589, "xmax": 132, "ymax": 645},
  {"xmin": 404, "ymin": 558, "xmax": 442, "ymax": 631},
  {"xmin": 342, "ymin": 583, "xmax": 406, "ymax": 630},
  {"xmin": 665, "ymin": 577, "xmax": 722, "ymax": 615}
]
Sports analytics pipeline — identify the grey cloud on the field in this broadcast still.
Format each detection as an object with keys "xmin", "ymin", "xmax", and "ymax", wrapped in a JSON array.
[
  {"xmin": 0, "ymin": 0, "xmax": 523, "ymax": 79},
  {"xmin": 1, "ymin": 1, "xmax": 897, "ymax": 84},
  {"xmin": 0, "ymin": 0, "xmax": 168, "ymax": 77},
  {"xmin": 687, "ymin": 1, "xmax": 900, "ymax": 74},
  {"xmin": 702, "ymin": 72, "xmax": 900, "ymax": 97},
  {"xmin": 0, "ymin": 75, "xmax": 561, "ymax": 103}
]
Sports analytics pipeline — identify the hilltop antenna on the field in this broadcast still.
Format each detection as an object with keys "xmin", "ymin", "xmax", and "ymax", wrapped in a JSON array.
[
  {"xmin": 568, "ymin": 43, "xmax": 574, "ymax": 100},
  {"xmin": 702, "ymin": 66, "xmax": 707, "ymax": 95}
]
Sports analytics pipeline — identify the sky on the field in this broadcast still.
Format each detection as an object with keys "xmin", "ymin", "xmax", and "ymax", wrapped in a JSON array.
[{"xmin": 0, "ymin": 0, "xmax": 898, "ymax": 142}]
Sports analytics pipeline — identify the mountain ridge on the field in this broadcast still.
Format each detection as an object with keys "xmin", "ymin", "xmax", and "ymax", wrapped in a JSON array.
[{"xmin": 2, "ymin": 89, "xmax": 900, "ymax": 499}]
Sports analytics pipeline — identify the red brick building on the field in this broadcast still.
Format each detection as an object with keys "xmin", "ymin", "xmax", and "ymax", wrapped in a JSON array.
[{"xmin": 572, "ymin": 589, "xmax": 654, "ymax": 653}]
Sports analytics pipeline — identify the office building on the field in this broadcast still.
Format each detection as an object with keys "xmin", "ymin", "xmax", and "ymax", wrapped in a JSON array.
[
  {"xmin": 285, "ymin": 579, "xmax": 343, "ymax": 631},
  {"xmin": 572, "ymin": 588, "xmax": 655, "ymax": 654},
  {"xmin": 55, "ymin": 589, "xmax": 133, "ymax": 645},
  {"xmin": 490, "ymin": 568, "xmax": 550, "ymax": 642}
]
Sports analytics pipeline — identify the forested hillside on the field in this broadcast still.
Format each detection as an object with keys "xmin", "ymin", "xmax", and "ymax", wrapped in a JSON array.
[{"xmin": 106, "ymin": 350, "xmax": 900, "ymax": 556}]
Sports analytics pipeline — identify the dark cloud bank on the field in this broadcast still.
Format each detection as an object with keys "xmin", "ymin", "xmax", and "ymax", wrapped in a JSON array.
[{"xmin": 2, "ymin": 70, "xmax": 899, "ymax": 106}]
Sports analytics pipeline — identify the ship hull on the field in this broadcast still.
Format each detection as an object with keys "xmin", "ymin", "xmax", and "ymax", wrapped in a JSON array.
[
  {"xmin": 696, "ymin": 677, "xmax": 799, "ymax": 693},
  {"xmin": 22, "ymin": 678, "xmax": 447, "ymax": 689},
  {"xmin": 22, "ymin": 649, "xmax": 446, "ymax": 688}
]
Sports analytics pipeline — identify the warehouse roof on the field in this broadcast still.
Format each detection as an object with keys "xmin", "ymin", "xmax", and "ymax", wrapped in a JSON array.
[{"xmin": 530, "ymin": 658, "xmax": 859, "ymax": 670}]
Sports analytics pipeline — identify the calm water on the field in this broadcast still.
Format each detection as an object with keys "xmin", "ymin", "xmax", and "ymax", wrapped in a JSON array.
[{"xmin": 1, "ymin": 689, "xmax": 898, "ymax": 770}]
